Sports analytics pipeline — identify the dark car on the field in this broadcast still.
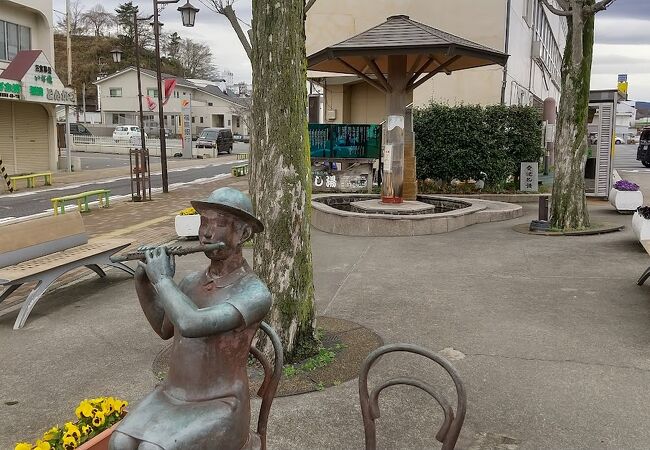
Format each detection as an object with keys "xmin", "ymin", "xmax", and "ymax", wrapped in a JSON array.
[
  {"xmin": 233, "ymin": 133, "xmax": 250, "ymax": 143},
  {"xmin": 636, "ymin": 128, "xmax": 650, "ymax": 167},
  {"xmin": 196, "ymin": 128, "xmax": 234, "ymax": 154}
]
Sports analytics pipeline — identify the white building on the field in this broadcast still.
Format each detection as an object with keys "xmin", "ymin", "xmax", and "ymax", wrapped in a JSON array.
[
  {"xmin": 94, "ymin": 67, "xmax": 249, "ymax": 138},
  {"xmin": 616, "ymin": 101, "xmax": 637, "ymax": 142},
  {"xmin": 306, "ymin": 0, "xmax": 567, "ymax": 123},
  {"xmin": 0, "ymin": 0, "xmax": 75, "ymax": 175}
]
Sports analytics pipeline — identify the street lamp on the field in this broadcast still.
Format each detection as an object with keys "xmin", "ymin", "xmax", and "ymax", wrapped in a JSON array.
[
  {"xmin": 178, "ymin": 1, "xmax": 200, "ymax": 27},
  {"xmin": 110, "ymin": 47, "xmax": 123, "ymax": 64},
  {"xmin": 152, "ymin": 0, "xmax": 200, "ymax": 193}
]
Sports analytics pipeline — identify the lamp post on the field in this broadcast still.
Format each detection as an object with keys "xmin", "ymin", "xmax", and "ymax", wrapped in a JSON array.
[{"xmin": 152, "ymin": 0, "xmax": 200, "ymax": 193}]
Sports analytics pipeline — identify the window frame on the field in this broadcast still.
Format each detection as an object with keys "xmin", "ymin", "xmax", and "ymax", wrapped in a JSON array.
[{"xmin": 109, "ymin": 88, "xmax": 123, "ymax": 98}]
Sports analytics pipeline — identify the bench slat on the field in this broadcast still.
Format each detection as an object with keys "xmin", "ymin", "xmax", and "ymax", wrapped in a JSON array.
[{"xmin": 0, "ymin": 238, "xmax": 131, "ymax": 283}]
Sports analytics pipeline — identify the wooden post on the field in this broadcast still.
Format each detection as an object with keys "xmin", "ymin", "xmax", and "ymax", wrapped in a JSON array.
[{"xmin": 382, "ymin": 55, "xmax": 407, "ymax": 203}]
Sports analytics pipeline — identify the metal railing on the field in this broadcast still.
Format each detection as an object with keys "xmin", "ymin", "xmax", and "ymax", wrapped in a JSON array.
[{"xmin": 71, "ymin": 135, "xmax": 183, "ymax": 156}]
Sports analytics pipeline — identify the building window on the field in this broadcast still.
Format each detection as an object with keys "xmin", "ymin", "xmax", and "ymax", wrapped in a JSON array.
[
  {"xmin": 208, "ymin": 102, "xmax": 213, "ymax": 106},
  {"xmin": 112, "ymin": 113, "xmax": 126, "ymax": 124},
  {"xmin": 200, "ymin": 117, "xmax": 204, "ymax": 124},
  {"xmin": 236, "ymin": 117, "xmax": 240, "ymax": 127},
  {"xmin": 191, "ymin": 116, "xmax": 195, "ymax": 123},
  {"xmin": 0, "ymin": 21, "xmax": 30, "ymax": 61},
  {"xmin": 182, "ymin": 91, "xmax": 186, "ymax": 95},
  {"xmin": 109, "ymin": 88, "xmax": 122, "ymax": 97},
  {"xmin": 227, "ymin": 119, "xmax": 231, "ymax": 126},
  {"xmin": 175, "ymin": 91, "xmax": 179, "ymax": 98},
  {"xmin": 531, "ymin": 0, "xmax": 562, "ymax": 82},
  {"xmin": 147, "ymin": 88, "xmax": 158, "ymax": 97}
]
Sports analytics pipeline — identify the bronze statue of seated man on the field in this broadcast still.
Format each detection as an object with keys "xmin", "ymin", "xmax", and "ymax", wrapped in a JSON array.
[{"xmin": 109, "ymin": 187, "xmax": 271, "ymax": 450}]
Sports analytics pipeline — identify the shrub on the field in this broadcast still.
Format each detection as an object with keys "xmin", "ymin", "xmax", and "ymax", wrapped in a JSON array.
[{"xmin": 414, "ymin": 103, "xmax": 543, "ymax": 188}]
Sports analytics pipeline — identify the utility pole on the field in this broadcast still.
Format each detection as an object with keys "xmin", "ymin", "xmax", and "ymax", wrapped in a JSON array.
[
  {"xmin": 153, "ymin": 0, "xmax": 169, "ymax": 193},
  {"xmin": 65, "ymin": 0, "xmax": 72, "ymax": 172},
  {"xmin": 82, "ymin": 82, "xmax": 86, "ymax": 123}
]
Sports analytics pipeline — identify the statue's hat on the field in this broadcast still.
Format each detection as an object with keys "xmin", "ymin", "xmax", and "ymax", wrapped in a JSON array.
[{"xmin": 191, "ymin": 187, "xmax": 264, "ymax": 233}]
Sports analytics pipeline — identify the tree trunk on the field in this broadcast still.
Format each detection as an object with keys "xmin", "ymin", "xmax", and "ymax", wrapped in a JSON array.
[
  {"xmin": 550, "ymin": 7, "xmax": 595, "ymax": 230},
  {"xmin": 250, "ymin": 0, "xmax": 317, "ymax": 360}
]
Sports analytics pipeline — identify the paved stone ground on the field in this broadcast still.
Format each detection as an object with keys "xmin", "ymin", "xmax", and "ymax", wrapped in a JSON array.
[{"xmin": 2, "ymin": 190, "xmax": 650, "ymax": 449}]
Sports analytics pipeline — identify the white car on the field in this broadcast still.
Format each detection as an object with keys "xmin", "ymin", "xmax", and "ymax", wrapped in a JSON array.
[
  {"xmin": 615, "ymin": 136, "xmax": 623, "ymax": 145},
  {"xmin": 113, "ymin": 125, "xmax": 147, "ymax": 142}
]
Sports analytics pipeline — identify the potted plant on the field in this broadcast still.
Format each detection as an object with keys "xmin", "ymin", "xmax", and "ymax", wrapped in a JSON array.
[
  {"xmin": 632, "ymin": 206, "xmax": 650, "ymax": 241},
  {"xmin": 609, "ymin": 180, "xmax": 643, "ymax": 213},
  {"xmin": 15, "ymin": 397, "xmax": 127, "ymax": 450},
  {"xmin": 174, "ymin": 206, "xmax": 200, "ymax": 238}
]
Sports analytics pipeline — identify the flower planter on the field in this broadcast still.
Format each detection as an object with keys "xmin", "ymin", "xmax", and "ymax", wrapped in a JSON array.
[
  {"xmin": 609, "ymin": 188, "xmax": 643, "ymax": 213},
  {"xmin": 632, "ymin": 211, "xmax": 650, "ymax": 241},
  {"xmin": 175, "ymin": 214, "xmax": 200, "ymax": 237},
  {"xmin": 77, "ymin": 423, "xmax": 119, "ymax": 450}
]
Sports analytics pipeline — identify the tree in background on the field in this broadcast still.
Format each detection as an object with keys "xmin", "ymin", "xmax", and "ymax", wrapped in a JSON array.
[
  {"xmin": 55, "ymin": 0, "xmax": 87, "ymax": 35},
  {"xmin": 82, "ymin": 5, "xmax": 116, "ymax": 37},
  {"xmin": 114, "ymin": 2, "xmax": 153, "ymax": 48},
  {"xmin": 164, "ymin": 32, "xmax": 182, "ymax": 60},
  {"xmin": 177, "ymin": 39, "xmax": 215, "ymax": 79},
  {"xmin": 541, "ymin": 0, "xmax": 618, "ymax": 230}
]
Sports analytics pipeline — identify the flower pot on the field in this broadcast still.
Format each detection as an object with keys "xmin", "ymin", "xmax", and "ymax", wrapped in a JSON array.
[
  {"xmin": 77, "ymin": 423, "xmax": 119, "ymax": 450},
  {"xmin": 632, "ymin": 211, "xmax": 650, "ymax": 241},
  {"xmin": 609, "ymin": 188, "xmax": 643, "ymax": 213},
  {"xmin": 175, "ymin": 214, "xmax": 200, "ymax": 237}
]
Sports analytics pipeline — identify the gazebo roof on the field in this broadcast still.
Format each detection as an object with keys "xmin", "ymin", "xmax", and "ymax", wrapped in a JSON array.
[{"xmin": 308, "ymin": 15, "xmax": 508, "ymax": 91}]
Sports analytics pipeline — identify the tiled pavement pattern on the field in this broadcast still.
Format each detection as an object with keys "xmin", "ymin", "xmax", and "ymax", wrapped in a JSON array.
[{"xmin": 0, "ymin": 168, "xmax": 249, "ymax": 315}]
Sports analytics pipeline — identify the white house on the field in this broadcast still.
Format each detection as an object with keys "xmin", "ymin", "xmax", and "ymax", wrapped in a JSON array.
[
  {"xmin": 0, "ymin": 0, "xmax": 75, "ymax": 175},
  {"xmin": 94, "ymin": 67, "xmax": 249, "ymax": 138},
  {"xmin": 306, "ymin": 0, "xmax": 567, "ymax": 123}
]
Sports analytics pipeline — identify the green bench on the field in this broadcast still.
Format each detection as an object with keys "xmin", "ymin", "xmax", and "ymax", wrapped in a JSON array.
[
  {"xmin": 236, "ymin": 153, "xmax": 249, "ymax": 160},
  {"xmin": 231, "ymin": 164, "xmax": 249, "ymax": 177},
  {"xmin": 51, "ymin": 189, "xmax": 111, "ymax": 215},
  {"xmin": 10, "ymin": 172, "xmax": 52, "ymax": 190}
]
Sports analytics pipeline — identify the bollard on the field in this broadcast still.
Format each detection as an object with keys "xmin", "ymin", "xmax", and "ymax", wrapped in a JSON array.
[{"xmin": 539, "ymin": 196, "xmax": 549, "ymax": 221}]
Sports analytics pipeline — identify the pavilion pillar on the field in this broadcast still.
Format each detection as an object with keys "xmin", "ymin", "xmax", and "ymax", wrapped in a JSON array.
[
  {"xmin": 403, "ymin": 93, "xmax": 416, "ymax": 201},
  {"xmin": 382, "ymin": 54, "xmax": 408, "ymax": 203}
]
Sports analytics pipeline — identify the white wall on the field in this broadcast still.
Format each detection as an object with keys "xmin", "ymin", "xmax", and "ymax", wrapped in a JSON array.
[{"xmin": 0, "ymin": 0, "xmax": 54, "ymax": 72}]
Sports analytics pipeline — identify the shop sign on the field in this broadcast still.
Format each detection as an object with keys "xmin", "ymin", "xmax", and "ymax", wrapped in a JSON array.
[
  {"xmin": 0, "ymin": 78, "xmax": 21, "ymax": 100},
  {"xmin": 313, "ymin": 171, "xmax": 369, "ymax": 193},
  {"xmin": 180, "ymin": 99, "xmax": 192, "ymax": 158},
  {"xmin": 21, "ymin": 52, "xmax": 76, "ymax": 105}
]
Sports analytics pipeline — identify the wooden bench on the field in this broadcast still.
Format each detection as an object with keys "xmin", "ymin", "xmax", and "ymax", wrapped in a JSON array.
[
  {"xmin": 236, "ymin": 153, "xmax": 249, "ymax": 160},
  {"xmin": 9, "ymin": 172, "xmax": 52, "ymax": 190},
  {"xmin": 232, "ymin": 164, "xmax": 249, "ymax": 177},
  {"xmin": 51, "ymin": 189, "xmax": 111, "ymax": 215},
  {"xmin": 0, "ymin": 212, "xmax": 133, "ymax": 329}
]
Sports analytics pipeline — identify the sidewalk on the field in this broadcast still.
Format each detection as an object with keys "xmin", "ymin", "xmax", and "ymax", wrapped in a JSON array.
[
  {"xmin": 0, "ymin": 160, "xmax": 248, "ymax": 314},
  {"xmin": 2, "ymin": 199, "xmax": 650, "ymax": 449}
]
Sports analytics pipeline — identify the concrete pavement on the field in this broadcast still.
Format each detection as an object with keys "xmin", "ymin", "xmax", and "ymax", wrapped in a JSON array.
[{"xmin": 2, "ymin": 195, "xmax": 650, "ymax": 448}]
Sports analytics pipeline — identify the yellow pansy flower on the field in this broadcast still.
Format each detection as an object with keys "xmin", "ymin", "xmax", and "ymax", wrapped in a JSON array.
[
  {"xmin": 14, "ymin": 443, "xmax": 32, "ymax": 450},
  {"xmin": 91, "ymin": 411, "xmax": 105, "ymax": 427},
  {"xmin": 64, "ymin": 422, "xmax": 80, "ymax": 440},
  {"xmin": 113, "ymin": 399, "xmax": 128, "ymax": 413},
  {"xmin": 62, "ymin": 434, "xmax": 77, "ymax": 449},
  {"xmin": 42, "ymin": 426, "xmax": 59, "ymax": 441},
  {"xmin": 81, "ymin": 424, "xmax": 92, "ymax": 435},
  {"xmin": 34, "ymin": 440, "xmax": 51, "ymax": 450},
  {"xmin": 75, "ymin": 400, "xmax": 94, "ymax": 419}
]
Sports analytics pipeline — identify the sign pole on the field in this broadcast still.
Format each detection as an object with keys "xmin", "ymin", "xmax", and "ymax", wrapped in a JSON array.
[{"xmin": 65, "ymin": 0, "xmax": 72, "ymax": 172}]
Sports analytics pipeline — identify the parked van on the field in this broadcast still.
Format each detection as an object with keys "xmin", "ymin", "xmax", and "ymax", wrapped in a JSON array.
[
  {"xmin": 196, "ymin": 128, "xmax": 234, "ymax": 154},
  {"xmin": 637, "ymin": 127, "xmax": 650, "ymax": 167}
]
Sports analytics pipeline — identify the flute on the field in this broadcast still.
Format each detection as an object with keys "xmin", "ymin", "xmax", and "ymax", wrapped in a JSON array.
[{"xmin": 110, "ymin": 242, "xmax": 226, "ymax": 263}]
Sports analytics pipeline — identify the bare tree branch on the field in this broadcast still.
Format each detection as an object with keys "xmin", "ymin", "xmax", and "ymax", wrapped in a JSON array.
[
  {"xmin": 305, "ymin": 0, "xmax": 317, "ymax": 12},
  {"xmin": 540, "ymin": 0, "xmax": 572, "ymax": 16},
  {"xmin": 587, "ymin": 0, "xmax": 618, "ymax": 13},
  {"xmin": 210, "ymin": 0, "xmax": 252, "ymax": 61},
  {"xmin": 555, "ymin": 0, "xmax": 570, "ymax": 10}
]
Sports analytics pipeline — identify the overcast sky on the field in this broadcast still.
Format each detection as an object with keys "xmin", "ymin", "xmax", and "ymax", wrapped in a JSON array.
[{"xmin": 53, "ymin": 0, "xmax": 650, "ymax": 101}]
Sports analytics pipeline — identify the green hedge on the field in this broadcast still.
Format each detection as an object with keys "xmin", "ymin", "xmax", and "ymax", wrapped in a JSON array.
[{"xmin": 414, "ymin": 103, "xmax": 543, "ymax": 188}]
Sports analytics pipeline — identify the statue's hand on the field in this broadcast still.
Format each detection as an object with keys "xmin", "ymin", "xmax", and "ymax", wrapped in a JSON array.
[{"xmin": 139, "ymin": 246, "xmax": 176, "ymax": 285}]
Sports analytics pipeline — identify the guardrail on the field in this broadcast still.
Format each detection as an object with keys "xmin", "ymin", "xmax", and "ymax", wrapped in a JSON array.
[{"xmin": 71, "ymin": 135, "xmax": 183, "ymax": 156}]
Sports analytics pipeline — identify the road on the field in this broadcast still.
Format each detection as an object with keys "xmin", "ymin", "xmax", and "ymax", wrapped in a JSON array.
[
  {"xmin": 0, "ymin": 159, "xmax": 243, "ymax": 220},
  {"xmin": 614, "ymin": 144, "xmax": 646, "ymax": 172},
  {"xmin": 71, "ymin": 142, "xmax": 250, "ymax": 170}
]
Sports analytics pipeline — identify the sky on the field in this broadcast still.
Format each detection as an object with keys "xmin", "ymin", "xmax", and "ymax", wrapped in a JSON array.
[{"xmin": 53, "ymin": 0, "xmax": 650, "ymax": 101}]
